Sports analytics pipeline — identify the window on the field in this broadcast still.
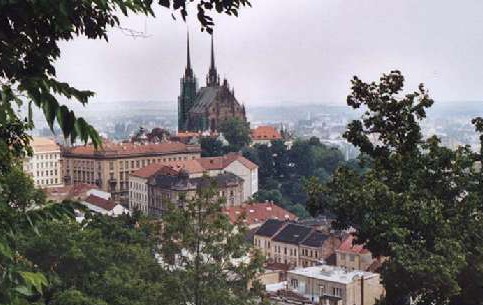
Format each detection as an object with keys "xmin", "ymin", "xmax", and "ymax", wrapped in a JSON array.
[
  {"xmin": 340, "ymin": 253, "xmax": 346, "ymax": 260},
  {"xmin": 284, "ymin": 247, "xmax": 287, "ymax": 255},
  {"xmin": 290, "ymin": 279, "xmax": 298, "ymax": 289},
  {"xmin": 109, "ymin": 161, "xmax": 114, "ymax": 170},
  {"xmin": 319, "ymin": 285, "xmax": 325, "ymax": 295},
  {"xmin": 350, "ymin": 254, "xmax": 355, "ymax": 262},
  {"xmin": 333, "ymin": 287, "xmax": 341, "ymax": 297}
]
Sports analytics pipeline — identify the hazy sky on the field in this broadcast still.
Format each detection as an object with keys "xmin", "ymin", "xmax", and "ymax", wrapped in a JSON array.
[{"xmin": 55, "ymin": 0, "xmax": 483, "ymax": 109}]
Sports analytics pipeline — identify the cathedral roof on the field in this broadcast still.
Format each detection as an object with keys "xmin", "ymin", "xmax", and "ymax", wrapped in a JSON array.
[
  {"xmin": 188, "ymin": 86, "xmax": 223, "ymax": 114},
  {"xmin": 188, "ymin": 86, "xmax": 240, "ymax": 115}
]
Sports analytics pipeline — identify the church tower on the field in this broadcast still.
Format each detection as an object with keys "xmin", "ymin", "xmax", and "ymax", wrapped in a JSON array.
[
  {"xmin": 206, "ymin": 35, "xmax": 220, "ymax": 87},
  {"xmin": 178, "ymin": 33, "xmax": 198, "ymax": 132}
]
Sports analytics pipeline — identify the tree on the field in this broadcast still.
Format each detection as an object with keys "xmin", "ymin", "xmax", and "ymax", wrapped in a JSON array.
[
  {"xmin": 0, "ymin": 2, "xmax": 252, "ymax": 303},
  {"xmin": 200, "ymin": 137, "xmax": 225, "ymax": 157},
  {"xmin": 219, "ymin": 118, "xmax": 252, "ymax": 151},
  {"xmin": 306, "ymin": 70, "xmax": 483, "ymax": 305},
  {"xmin": 160, "ymin": 181, "xmax": 264, "ymax": 305},
  {"xmin": 17, "ymin": 213, "xmax": 172, "ymax": 305}
]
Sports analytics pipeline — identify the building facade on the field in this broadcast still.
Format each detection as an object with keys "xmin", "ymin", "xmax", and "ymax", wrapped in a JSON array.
[
  {"xmin": 253, "ymin": 220, "xmax": 343, "ymax": 268},
  {"xmin": 23, "ymin": 137, "xmax": 63, "ymax": 188},
  {"xmin": 287, "ymin": 265, "xmax": 384, "ymax": 305},
  {"xmin": 147, "ymin": 171, "xmax": 244, "ymax": 217},
  {"xmin": 178, "ymin": 35, "xmax": 247, "ymax": 132},
  {"xmin": 62, "ymin": 141, "xmax": 201, "ymax": 203}
]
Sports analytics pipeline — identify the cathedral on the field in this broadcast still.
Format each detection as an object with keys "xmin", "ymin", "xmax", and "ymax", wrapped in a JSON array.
[{"xmin": 178, "ymin": 35, "xmax": 247, "ymax": 132}]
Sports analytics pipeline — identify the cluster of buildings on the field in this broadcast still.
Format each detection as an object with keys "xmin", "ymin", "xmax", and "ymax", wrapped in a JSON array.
[
  {"xmin": 24, "ymin": 136, "xmax": 259, "ymax": 218},
  {"xmin": 247, "ymin": 218, "xmax": 385, "ymax": 305}
]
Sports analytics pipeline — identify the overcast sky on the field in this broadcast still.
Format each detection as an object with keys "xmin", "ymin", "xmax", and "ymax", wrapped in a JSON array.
[{"xmin": 55, "ymin": 0, "xmax": 483, "ymax": 109}]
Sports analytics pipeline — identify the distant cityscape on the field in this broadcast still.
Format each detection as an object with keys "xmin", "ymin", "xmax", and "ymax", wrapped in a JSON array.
[{"xmin": 31, "ymin": 100, "xmax": 483, "ymax": 161}]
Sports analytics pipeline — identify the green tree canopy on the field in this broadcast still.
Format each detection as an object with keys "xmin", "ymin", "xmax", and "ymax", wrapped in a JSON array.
[
  {"xmin": 219, "ymin": 118, "xmax": 252, "ymax": 152},
  {"xmin": 307, "ymin": 70, "xmax": 483, "ymax": 305}
]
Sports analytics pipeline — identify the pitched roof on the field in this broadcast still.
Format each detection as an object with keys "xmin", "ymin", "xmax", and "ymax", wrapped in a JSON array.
[
  {"xmin": 300, "ymin": 230, "xmax": 330, "ymax": 247},
  {"xmin": 251, "ymin": 126, "xmax": 282, "ymax": 141},
  {"xmin": 84, "ymin": 195, "xmax": 117, "ymax": 211},
  {"xmin": 254, "ymin": 219, "xmax": 285, "ymax": 237},
  {"xmin": 64, "ymin": 141, "xmax": 200, "ymax": 158},
  {"xmin": 272, "ymin": 223, "xmax": 313, "ymax": 245},
  {"xmin": 337, "ymin": 234, "xmax": 370, "ymax": 254},
  {"xmin": 223, "ymin": 202, "xmax": 296, "ymax": 226},
  {"xmin": 198, "ymin": 152, "xmax": 257, "ymax": 171},
  {"xmin": 189, "ymin": 87, "xmax": 221, "ymax": 114}
]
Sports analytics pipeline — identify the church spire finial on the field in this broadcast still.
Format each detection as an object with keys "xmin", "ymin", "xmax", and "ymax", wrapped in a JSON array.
[{"xmin": 206, "ymin": 34, "xmax": 220, "ymax": 87}]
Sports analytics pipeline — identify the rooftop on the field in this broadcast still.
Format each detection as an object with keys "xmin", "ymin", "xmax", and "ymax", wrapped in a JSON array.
[
  {"xmin": 63, "ymin": 141, "xmax": 200, "ymax": 158},
  {"xmin": 83, "ymin": 195, "xmax": 117, "ymax": 211},
  {"xmin": 251, "ymin": 126, "xmax": 282, "ymax": 141},
  {"xmin": 223, "ymin": 202, "xmax": 296, "ymax": 226},
  {"xmin": 288, "ymin": 265, "xmax": 377, "ymax": 284},
  {"xmin": 300, "ymin": 230, "xmax": 330, "ymax": 248},
  {"xmin": 254, "ymin": 219, "xmax": 286, "ymax": 237},
  {"xmin": 198, "ymin": 152, "xmax": 258, "ymax": 170},
  {"xmin": 337, "ymin": 234, "xmax": 370, "ymax": 254},
  {"xmin": 31, "ymin": 137, "xmax": 59, "ymax": 153},
  {"xmin": 272, "ymin": 223, "xmax": 313, "ymax": 245}
]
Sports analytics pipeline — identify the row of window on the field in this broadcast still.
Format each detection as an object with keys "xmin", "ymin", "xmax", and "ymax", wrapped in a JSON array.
[
  {"xmin": 36, "ymin": 178, "xmax": 59, "ymax": 186},
  {"xmin": 339, "ymin": 253, "xmax": 356, "ymax": 262},
  {"xmin": 36, "ymin": 170, "xmax": 58, "ymax": 177},
  {"xmin": 290, "ymin": 279, "xmax": 342, "ymax": 297},
  {"xmin": 35, "ymin": 153, "xmax": 59, "ymax": 160}
]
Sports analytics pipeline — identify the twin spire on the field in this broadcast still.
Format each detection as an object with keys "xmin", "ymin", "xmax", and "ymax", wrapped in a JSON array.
[{"xmin": 184, "ymin": 33, "xmax": 220, "ymax": 87}]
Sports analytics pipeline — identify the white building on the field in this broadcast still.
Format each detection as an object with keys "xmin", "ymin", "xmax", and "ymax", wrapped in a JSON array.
[
  {"xmin": 286, "ymin": 265, "xmax": 384, "ymax": 305},
  {"xmin": 81, "ymin": 194, "xmax": 129, "ymax": 217},
  {"xmin": 198, "ymin": 152, "xmax": 258, "ymax": 202},
  {"xmin": 128, "ymin": 153, "xmax": 258, "ymax": 214},
  {"xmin": 23, "ymin": 137, "xmax": 63, "ymax": 188}
]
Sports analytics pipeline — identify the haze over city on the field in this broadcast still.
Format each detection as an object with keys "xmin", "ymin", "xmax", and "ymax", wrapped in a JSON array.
[{"xmin": 56, "ymin": 0, "xmax": 483, "ymax": 109}]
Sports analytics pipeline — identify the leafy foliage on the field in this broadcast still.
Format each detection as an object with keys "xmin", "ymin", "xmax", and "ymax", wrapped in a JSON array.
[
  {"xmin": 307, "ymin": 70, "xmax": 483, "ymax": 305},
  {"xmin": 219, "ymin": 118, "xmax": 252, "ymax": 152},
  {"xmin": 242, "ymin": 138, "xmax": 344, "ymax": 217},
  {"xmin": 160, "ymin": 181, "xmax": 264, "ymax": 305}
]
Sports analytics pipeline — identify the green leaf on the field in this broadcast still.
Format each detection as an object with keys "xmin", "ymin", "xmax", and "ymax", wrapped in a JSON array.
[{"xmin": 19, "ymin": 271, "xmax": 48, "ymax": 294}]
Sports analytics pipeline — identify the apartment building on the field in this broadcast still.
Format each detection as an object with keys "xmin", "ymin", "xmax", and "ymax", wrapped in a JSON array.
[
  {"xmin": 253, "ymin": 220, "xmax": 342, "ymax": 268},
  {"xmin": 198, "ymin": 152, "xmax": 258, "ymax": 201},
  {"xmin": 147, "ymin": 171, "xmax": 244, "ymax": 217},
  {"xmin": 62, "ymin": 141, "xmax": 201, "ymax": 203},
  {"xmin": 128, "ymin": 153, "xmax": 258, "ymax": 212},
  {"xmin": 23, "ymin": 137, "xmax": 63, "ymax": 188},
  {"xmin": 287, "ymin": 265, "xmax": 384, "ymax": 305}
]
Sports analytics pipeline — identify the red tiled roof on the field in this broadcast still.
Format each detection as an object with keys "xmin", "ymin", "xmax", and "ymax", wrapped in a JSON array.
[
  {"xmin": 64, "ymin": 141, "xmax": 200, "ymax": 158},
  {"xmin": 84, "ymin": 195, "xmax": 117, "ymax": 211},
  {"xmin": 198, "ymin": 152, "xmax": 258, "ymax": 171},
  {"xmin": 223, "ymin": 202, "xmax": 296, "ymax": 226},
  {"xmin": 44, "ymin": 183, "xmax": 100, "ymax": 202},
  {"xmin": 337, "ymin": 234, "xmax": 370, "ymax": 254},
  {"xmin": 251, "ymin": 126, "xmax": 282, "ymax": 141}
]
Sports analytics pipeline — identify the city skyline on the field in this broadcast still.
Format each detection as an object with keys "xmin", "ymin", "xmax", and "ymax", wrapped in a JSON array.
[{"xmin": 55, "ymin": 0, "xmax": 483, "ymax": 110}]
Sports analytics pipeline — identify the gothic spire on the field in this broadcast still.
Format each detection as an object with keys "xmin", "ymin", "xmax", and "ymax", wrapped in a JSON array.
[
  {"xmin": 206, "ymin": 34, "xmax": 220, "ymax": 87},
  {"xmin": 184, "ymin": 32, "xmax": 193, "ymax": 78}
]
